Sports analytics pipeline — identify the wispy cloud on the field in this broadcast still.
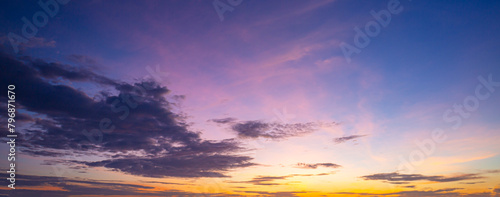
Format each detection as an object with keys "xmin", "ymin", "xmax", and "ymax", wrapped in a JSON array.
[
  {"xmin": 333, "ymin": 188, "xmax": 467, "ymax": 197},
  {"xmin": 239, "ymin": 191, "xmax": 308, "ymax": 197},
  {"xmin": 0, "ymin": 36, "xmax": 55, "ymax": 52},
  {"xmin": 361, "ymin": 172, "xmax": 483, "ymax": 184},
  {"xmin": 293, "ymin": 162, "xmax": 341, "ymax": 169},
  {"xmin": 459, "ymin": 181, "xmax": 485, "ymax": 185},
  {"xmin": 211, "ymin": 118, "xmax": 338, "ymax": 140},
  {"xmin": 333, "ymin": 134, "xmax": 367, "ymax": 144},
  {"xmin": 231, "ymin": 172, "xmax": 333, "ymax": 186}
]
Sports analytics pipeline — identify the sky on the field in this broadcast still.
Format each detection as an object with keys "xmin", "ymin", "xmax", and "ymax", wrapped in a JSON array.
[{"xmin": 0, "ymin": 0, "xmax": 500, "ymax": 196}]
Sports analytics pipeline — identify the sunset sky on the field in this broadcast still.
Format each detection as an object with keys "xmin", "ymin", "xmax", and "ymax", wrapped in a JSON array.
[{"xmin": 1, "ymin": 0, "xmax": 500, "ymax": 196}]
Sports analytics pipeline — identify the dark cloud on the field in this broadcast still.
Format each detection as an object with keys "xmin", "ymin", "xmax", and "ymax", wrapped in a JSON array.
[
  {"xmin": 209, "ymin": 117, "xmax": 238, "ymax": 124},
  {"xmin": 29, "ymin": 58, "xmax": 117, "ymax": 86},
  {"xmin": 333, "ymin": 134, "xmax": 366, "ymax": 144},
  {"xmin": 143, "ymin": 181, "xmax": 187, "ymax": 185},
  {"xmin": 402, "ymin": 185, "xmax": 416, "ymax": 188},
  {"xmin": 361, "ymin": 172, "xmax": 483, "ymax": 184},
  {"xmin": 0, "ymin": 102, "xmax": 34, "ymax": 122},
  {"xmin": 84, "ymin": 153, "xmax": 255, "ymax": 178},
  {"xmin": 213, "ymin": 118, "xmax": 337, "ymax": 140},
  {"xmin": 294, "ymin": 162, "xmax": 342, "ymax": 169},
  {"xmin": 0, "ymin": 52, "xmax": 256, "ymax": 178}
]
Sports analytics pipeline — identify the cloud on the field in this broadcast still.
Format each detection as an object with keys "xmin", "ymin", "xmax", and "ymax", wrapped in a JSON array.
[
  {"xmin": 240, "ymin": 191, "xmax": 308, "ymax": 197},
  {"xmin": 232, "ymin": 172, "xmax": 333, "ymax": 186},
  {"xmin": 213, "ymin": 118, "xmax": 338, "ymax": 140},
  {"xmin": 142, "ymin": 181, "xmax": 187, "ymax": 185},
  {"xmin": 333, "ymin": 134, "xmax": 366, "ymax": 144},
  {"xmin": 294, "ymin": 162, "xmax": 342, "ymax": 169},
  {"xmin": 84, "ymin": 153, "xmax": 255, "ymax": 178},
  {"xmin": 29, "ymin": 57, "xmax": 118, "ymax": 86},
  {"xmin": 361, "ymin": 172, "xmax": 483, "ymax": 184},
  {"xmin": 459, "ymin": 181, "xmax": 485, "ymax": 185},
  {"xmin": 402, "ymin": 185, "xmax": 416, "ymax": 188},
  {"xmin": 333, "ymin": 188, "xmax": 466, "ymax": 197},
  {"xmin": 0, "ymin": 173, "xmax": 217, "ymax": 197},
  {"xmin": 0, "ymin": 36, "xmax": 56, "ymax": 52},
  {"xmin": 484, "ymin": 169, "xmax": 500, "ymax": 174},
  {"xmin": 238, "ymin": 175, "xmax": 288, "ymax": 186},
  {"xmin": 209, "ymin": 117, "xmax": 238, "ymax": 124},
  {"xmin": 0, "ymin": 51, "xmax": 256, "ymax": 178}
]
